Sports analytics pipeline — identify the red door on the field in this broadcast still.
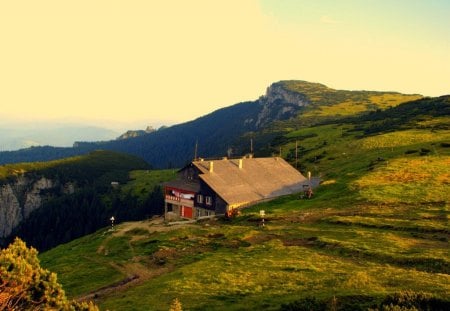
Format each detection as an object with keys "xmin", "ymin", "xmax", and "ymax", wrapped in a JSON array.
[{"xmin": 181, "ymin": 206, "xmax": 193, "ymax": 218}]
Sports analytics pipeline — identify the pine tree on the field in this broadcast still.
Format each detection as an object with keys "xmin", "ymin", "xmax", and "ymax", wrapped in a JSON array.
[
  {"xmin": 0, "ymin": 237, "xmax": 98, "ymax": 310},
  {"xmin": 169, "ymin": 298, "xmax": 183, "ymax": 311}
]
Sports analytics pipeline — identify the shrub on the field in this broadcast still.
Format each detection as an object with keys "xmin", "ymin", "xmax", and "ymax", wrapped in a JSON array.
[
  {"xmin": 378, "ymin": 291, "xmax": 450, "ymax": 311},
  {"xmin": 169, "ymin": 298, "xmax": 183, "ymax": 311},
  {"xmin": 0, "ymin": 238, "xmax": 98, "ymax": 311},
  {"xmin": 280, "ymin": 296, "xmax": 327, "ymax": 311},
  {"xmin": 419, "ymin": 148, "xmax": 431, "ymax": 156}
]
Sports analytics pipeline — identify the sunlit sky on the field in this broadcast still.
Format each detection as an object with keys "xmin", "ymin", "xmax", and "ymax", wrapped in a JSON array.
[{"xmin": 1, "ymin": 0, "xmax": 449, "ymax": 130}]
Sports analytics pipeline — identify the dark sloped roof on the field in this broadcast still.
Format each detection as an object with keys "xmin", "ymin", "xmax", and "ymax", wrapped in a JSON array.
[
  {"xmin": 193, "ymin": 157, "xmax": 307, "ymax": 207},
  {"xmin": 164, "ymin": 179, "xmax": 200, "ymax": 193}
]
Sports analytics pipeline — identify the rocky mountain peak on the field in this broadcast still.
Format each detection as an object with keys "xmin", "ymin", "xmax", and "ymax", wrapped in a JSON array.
[
  {"xmin": 250, "ymin": 81, "xmax": 313, "ymax": 129},
  {"xmin": 262, "ymin": 81, "xmax": 311, "ymax": 107},
  {"xmin": 117, "ymin": 126, "xmax": 156, "ymax": 140}
]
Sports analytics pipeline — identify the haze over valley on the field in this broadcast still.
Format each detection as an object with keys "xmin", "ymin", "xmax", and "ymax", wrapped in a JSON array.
[{"xmin": 0, "ymin": 124, "xmax": 119, "ymax": 151}]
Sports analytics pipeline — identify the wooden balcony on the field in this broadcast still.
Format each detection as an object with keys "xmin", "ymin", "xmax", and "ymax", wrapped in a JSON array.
[{"xmin": 165, "ymin": 195, "xmax": 194, "ymax": 207}]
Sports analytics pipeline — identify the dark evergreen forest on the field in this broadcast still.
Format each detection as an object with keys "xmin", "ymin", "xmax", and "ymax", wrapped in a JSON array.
[{"xmin": 8, "ymin": 185, "xmax": 164, "ymax": 251}]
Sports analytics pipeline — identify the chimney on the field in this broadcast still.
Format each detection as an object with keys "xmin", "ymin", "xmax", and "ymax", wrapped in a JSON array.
[
  {"xmin": 209, "ymin": 161, "xmax": 214, "ymax": 173},
  {"xmin": 238, "ymin": 159, "xmax": 243, "ymax": 169}
]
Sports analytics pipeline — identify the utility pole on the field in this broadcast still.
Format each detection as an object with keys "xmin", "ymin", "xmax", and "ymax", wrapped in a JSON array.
[{"xmin": 194, "ymin": 139, "xmax": 198, "ymax": 160}]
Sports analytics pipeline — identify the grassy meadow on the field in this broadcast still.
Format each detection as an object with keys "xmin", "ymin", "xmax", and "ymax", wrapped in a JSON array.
[
  {"xmin": 39, "ymin": 104, "xmax": 450, "ymax": 310},
  {"xmin": 0, "ymin": 150, "xmax": 150, "ymax": 183},
  {"xmin": 120, "ymin": 169, "xmax": 177, "ymax": 200}
]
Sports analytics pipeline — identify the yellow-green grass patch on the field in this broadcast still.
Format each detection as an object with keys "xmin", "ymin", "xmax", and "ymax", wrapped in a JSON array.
[
  {"xmin": 353, "ymin": 156, "xmax": 450, "ymax": 204},
  {"xmin": 355, "ymin": 130, "xmax": 450, "ymax": 150},
  {"xmin": 368, "ymin": 94, "xmax": 423, "ymax": 109}
]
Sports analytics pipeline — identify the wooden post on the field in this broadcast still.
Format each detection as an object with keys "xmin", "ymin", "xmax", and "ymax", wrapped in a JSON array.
[
  {"xmin": 194, "ymin": 139, "xmax": 198, "ymax": 161},
  {"xmin": 164, "ymin": 201, "xmax": 168, "ymax": 221}
]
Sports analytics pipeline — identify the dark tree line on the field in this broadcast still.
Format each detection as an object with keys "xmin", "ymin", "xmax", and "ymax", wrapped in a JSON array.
[
  {"xmin": 0, "ymin": 97, "xmax": 298, "ymax": 168},
  {"xmin": 346, "ymin": 95, "xmax": 450, "ymax": 135},
  {"xmin": 6, "ymin": 185, "xmax": 164, "ymax": 252}
]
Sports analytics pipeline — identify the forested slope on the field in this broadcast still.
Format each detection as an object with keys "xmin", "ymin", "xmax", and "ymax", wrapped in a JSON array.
[
  {"xmin": 0, "ymin": 151, "xmax": 174, "ymax": 251},
  {"xmin": 0, "ymin": 80, "xmax": 423, "ymax": 168}
]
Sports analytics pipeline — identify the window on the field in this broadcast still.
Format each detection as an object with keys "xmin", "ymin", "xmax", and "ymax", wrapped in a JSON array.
[
  {"xmin": 197, "ymin": 194, "xmax": 203, "ymax": 204},
  {"xmin": 205, "ymin": 196, "xmax": 212, "ymax": 206}
]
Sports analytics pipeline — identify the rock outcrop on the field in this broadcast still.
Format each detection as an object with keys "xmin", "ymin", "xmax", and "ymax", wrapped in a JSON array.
[
  {"xmin": 117, "ymin": 126, "xmax": 156, "ymax": 140},
  {"xmin": 264, "ymin": 82, "xmax": 311, "ymax": 107},
  {"xmin": 0, "ymin": 184, "xmax": 21, "ymax": 239},
  {"xmin": 249, "ymin": 82, "xmax": 311, "ymax": 128},
  {"xmin": 0, "ymin": 176, "xmax": 75, "ymax": 239}
]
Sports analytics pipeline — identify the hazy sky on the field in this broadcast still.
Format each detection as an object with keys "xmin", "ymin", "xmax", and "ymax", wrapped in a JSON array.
[{"xmin": 1, "ymin": 0, "xmax": 449, "ymax": 129}]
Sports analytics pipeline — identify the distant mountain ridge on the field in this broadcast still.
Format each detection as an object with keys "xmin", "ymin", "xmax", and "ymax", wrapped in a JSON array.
[
  {"xmin": 116, "ymin": 126, "xmax": 157, "ymax": 140},
  {"xmin": 0, "ymin": 80, "xmax": 427, "ymax": 168},
  {"xmin": 0, "ymin": 125, "xmax": 119, "ymax": 151}
]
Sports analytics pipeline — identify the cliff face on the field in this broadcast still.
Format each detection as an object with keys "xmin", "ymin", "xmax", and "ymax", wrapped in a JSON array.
[
  {"xmin": 0, "ymin": 184, "xmax": 21, "ymax": 239},
  {"xmin": 251, "ymin": 82, "xmax": 311, "ymax": 128},
  {"xmin": 0, "ymin": 176, "xmax": 75, "ymax": 238},
  {"xmin": 264, "ymin": 82, "xmax": 310, "ymax": 107},
  {"xmin": 116, "ymin": 126, "xmax": 156, "ymax": 140}
]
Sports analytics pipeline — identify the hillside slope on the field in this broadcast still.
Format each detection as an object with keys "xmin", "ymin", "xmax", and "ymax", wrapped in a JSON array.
[
  {"xmin": 0, "ymin": 81, "xmax": 423, "ymax": 168},
  {"xmin": 39, "ymin": 96, "xmax": 450, "ymax": 310},
  {"xmin": 0, "ymin": 150, "xmax": 152, "ymax": 250}
]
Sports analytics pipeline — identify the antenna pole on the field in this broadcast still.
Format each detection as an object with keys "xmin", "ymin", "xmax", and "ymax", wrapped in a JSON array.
[
  {"xmin": 194, "ymin": 139, "xmax": 198, "ymax": 160},
  {"xmin": 250, "ymin": 138, "xmax": 253, "ymax": 155}
]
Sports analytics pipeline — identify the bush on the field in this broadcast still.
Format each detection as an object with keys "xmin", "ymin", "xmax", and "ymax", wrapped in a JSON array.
[
  {"xmin": 378, "ymin": 291, "xmax": 450, "ymax": 311},
  {"xmin": 169, "ymin": 298, "xmax": 183, "ymax": 311},
  {"xmin": 0, "ymin": 238, "xmax": 98, "ymax": 311},
  {"xmin": 280, "ymin": 296, "xmax": 327, "ymax": 311},
  {"xmin": 280, "ymin": 292, "xmax": 450, "ymax": 311},
  {"xmin": 419, "ymin": 148, "xmax": 431, "ymax": 156}
]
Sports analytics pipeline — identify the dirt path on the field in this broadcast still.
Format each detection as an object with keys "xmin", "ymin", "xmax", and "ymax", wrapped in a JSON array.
[
  {"xmin": 113, "ymin": 217, "xmax": 197, "ymax": 236},
  {"xmin": 78, "ymin": 217, "xmax": 196, "ymax": 302},
  {"xmin": 78, "ymin": 261, "xmax": 172, "ymax": 302}
]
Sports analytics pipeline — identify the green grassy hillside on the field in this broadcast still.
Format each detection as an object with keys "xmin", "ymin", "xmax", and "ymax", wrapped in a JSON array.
[
  {"xmin": 39, "ymin": 96, "xmax": 449, "ymax": 310},
  {"xmin": 243, "ymin": 81, "xmax": 425, "ymax": 154},
  {"xmin": 0, "ymin": 150, "xmax": 150, "ymax": 184},
  {"xmin": 281, "ymin": 80, "xmax": 423, "ymax": 121},
  {"xmin": 120, "ymin": 169, "xmax": 177, "ymax": 201}
]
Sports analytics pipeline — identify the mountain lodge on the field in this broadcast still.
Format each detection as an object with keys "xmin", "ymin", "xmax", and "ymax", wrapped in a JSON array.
[{"xmin": 164, "ymin": 156, "xmax": 309, "ymax": 220}]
